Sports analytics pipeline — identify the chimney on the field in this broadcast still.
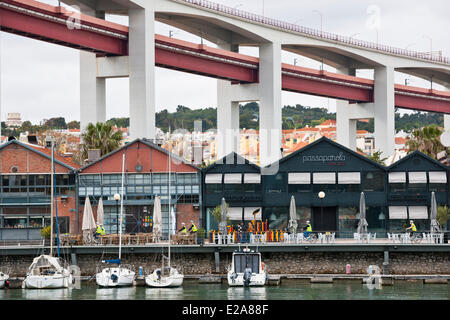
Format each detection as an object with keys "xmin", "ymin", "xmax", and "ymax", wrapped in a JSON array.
[
  {"xmin": 87, "ymin": 149, "xmax": 101, "ymax": 163},
  {"xmin": 27, "ymin": 135, "xmax": 38, "ymax": 145}
]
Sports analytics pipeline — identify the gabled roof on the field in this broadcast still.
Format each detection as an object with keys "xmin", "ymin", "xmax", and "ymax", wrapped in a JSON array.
[
  {"xmin": 202, "ymin": 151, "xmax": 260, "ymax": 173},
  {"xmin": 78, "ymin": 138, "xmax": 200, "ymax": 172},
  {"xmin": 0, "ymin": 139, "xmax": 78, "ymax": 171},
  {"xmin": 387, "ymin": 150, "xmax": 449, "ymax": 171},
  {"xmin": 265, "ymin": 136, "xmax": 386, "ymax": 170}
]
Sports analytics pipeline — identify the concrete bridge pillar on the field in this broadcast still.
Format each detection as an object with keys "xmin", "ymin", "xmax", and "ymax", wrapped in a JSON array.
[
  {"xmin": 217, "ymin": 44, "xmax": 241, "ymax": 159},
  {"xmin": 259, "ymin": 42, "xmax": 282, "ymax": 167},
  {"xmin": 128, "ymin": 7, "xmax": 156, "ymax": 140},
  {"xmin": 80, "ymin": 9, "xmax": 106, "ymax": 134},
  {"xmin": 372, "ymin": 66, "xmax": 395, "ymax": 158},
  {"xmin": 336, "ymin": 67, "xmax": 357, "ymax": 151}
]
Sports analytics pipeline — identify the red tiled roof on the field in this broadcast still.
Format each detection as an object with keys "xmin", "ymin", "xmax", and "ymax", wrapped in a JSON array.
[
  {"xmin": 395, "ymin": 137, "xmax": 407, "ymax": 145},
  {"xmin": 28, "ymin": 144, "xmax": 80, "ymax": 169},
  {"xmin": 318, "ymin": 119, "xmax": 336, "ymax": 126}
]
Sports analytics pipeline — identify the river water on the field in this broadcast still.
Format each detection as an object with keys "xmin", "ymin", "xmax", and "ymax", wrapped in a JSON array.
[{"xmin": 0, "ymin": 280, "xmax": 448, "ymax": 300}]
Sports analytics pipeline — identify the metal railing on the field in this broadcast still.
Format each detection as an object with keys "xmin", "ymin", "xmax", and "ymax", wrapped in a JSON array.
[{"xmin": 176, "ymin": 0, "xmax": 450, "ymax": 65}]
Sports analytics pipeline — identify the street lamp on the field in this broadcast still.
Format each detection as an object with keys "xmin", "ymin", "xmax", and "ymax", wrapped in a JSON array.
[
  {"xmin": 312, "ymin": 10, "xmax": 323, "ymax": 35},
  {"xmin": 114, "ymin": 193, "xmax": 120, "ymax": 234},
  {"xmin": 318, "ymin": 191, "xmax": 325, "ymax": 231},
  {"xmin": 422, "ymin": 35, "xmax": 433, "ymax": 57}
]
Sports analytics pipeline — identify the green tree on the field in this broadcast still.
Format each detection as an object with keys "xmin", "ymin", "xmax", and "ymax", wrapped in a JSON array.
[
  {"xmin": 67, "ymin": 120, "xmax": 80, "ymax": 129},
  {"xmin": 437, "ymin": 206, "xmax": 449, "ymax": 229},
  {"xmin": 367, "ymin": 151, "xmax": 388, "ymax": 165},
  {"xmin": 79, "ymin": 122, "xmax": 123, "ymax": 161},
  {"xmin": 211, "ymin": 202, "xmax": 230, "ymax": 225},
  {"xmin": 406, "ymin": 125, "xmax": 445, "ymax": 159}
]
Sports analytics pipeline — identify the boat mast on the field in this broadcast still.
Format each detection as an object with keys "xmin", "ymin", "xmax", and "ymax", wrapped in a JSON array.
[
  {"xmin": 50, "ymin": 137, "xmax": 54, "ymax": 257},
  {"xmin": 119, "ymin": 152, "xmax": 125, "ymax": 262}
]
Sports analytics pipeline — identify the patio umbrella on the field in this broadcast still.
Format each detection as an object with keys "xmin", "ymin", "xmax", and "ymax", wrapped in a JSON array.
[
  {"xmin": 82, "ymin": 197, "xmax": 96, "ymax": 243},
  {"xmin": 170, "ymin": 206, "xmax": 176, "ymax": 236},
  {"xmin": 153, "ymin": 196, "xmax": 162, "ymax": 241},
  {"xmin": 219, "ymin": 198, "xmax": 227, "ymax": 234},
  {"xmin": 97, "ymin": 198, "xmax": 104, "ymax": 226},
  {"xmin": 288, "ymin": 195, "xmax": 298, "ymax": 234},
  {"xmin": 357, "ymin": 192, "xmax": 368, "ymax": 234},
  {"xmin": 430, "ymin": 192, "xmax": 441, "ymax": 233}
]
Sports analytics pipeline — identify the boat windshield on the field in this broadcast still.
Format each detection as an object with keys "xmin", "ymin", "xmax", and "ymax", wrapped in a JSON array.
[{"xmin": 233, "ymin": 254, "xmax": 259, "ymax": 273}]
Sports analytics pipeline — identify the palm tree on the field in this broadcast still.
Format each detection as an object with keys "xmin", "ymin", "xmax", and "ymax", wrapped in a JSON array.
[
  {"xmin": 79, "ymin": 122, "xmax": 123, "ymax": 161},
  {"xmin": 406, "ymin": 125, "xmax": 445, "ymax": 159}
]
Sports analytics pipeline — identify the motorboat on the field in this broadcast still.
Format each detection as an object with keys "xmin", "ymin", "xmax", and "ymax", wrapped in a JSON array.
[
  {"xmin": 145, "ymin": 266, "xmax": 184, "ymax": 288},
  {"xmin": 227, "ymin": 248, "xmax": 267, "ymax": 287},
  {"xmin": 22, "ymin": 255, "xmax": 72, "ymax": 289}
]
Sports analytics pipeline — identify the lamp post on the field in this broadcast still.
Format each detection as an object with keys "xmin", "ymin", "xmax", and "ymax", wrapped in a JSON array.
[
  {"xmin": 312, "ymin": 10, "xmax": 323, "ymax": 36},
  {"xmin": 318, "ymin": 191, "xmax": 325, "ymax": 231},
  {"xmin": 114, "ymin": 193, "xmax": 120, "ymax": 234}
]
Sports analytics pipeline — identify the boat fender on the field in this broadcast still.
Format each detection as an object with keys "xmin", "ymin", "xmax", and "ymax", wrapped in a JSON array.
[
  {"xmin": 243, "ymin": 268, "xmax": 252, "ymax": 287},
  {"xmin": 111, "ymin": 274, "xmax": 118, "ymax": 282},
  {"xmin": 261, "ymin": 262, "xmax": 265, "ymax": 271}
]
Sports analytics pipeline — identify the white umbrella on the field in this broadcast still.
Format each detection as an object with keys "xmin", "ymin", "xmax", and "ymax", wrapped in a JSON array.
[
  {"xmin": 430, "ymin": 192, "xmax": 441, "ymax": 233},
  {"xmin": 82, "ymin": 197, "xmax": 96, "ymax": 243},
  {"xmin": 97, "ymin": 198, "xmax": 104, "ymax": 226},
  {"xmin": 288, "ymin": 195, "xmax": 298, "ymax": 234},
  {"xmin": 153, "ymin": 196, "xmax": 162, "ymax": 241},
  {"xmin": 357, "ymin": 192, "xmax": 368, "ymax": 234},
  {"xmin": 219, "ymin": 198, "xmax": 227, "ymax": 234},
  {"xmin": 171, "ymin": 206, "xmax": 176, "ymax": 236}
]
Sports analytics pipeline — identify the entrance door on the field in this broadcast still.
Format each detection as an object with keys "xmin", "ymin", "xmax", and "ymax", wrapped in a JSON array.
[
  {"xmin": 312, "ymin": 207, "xmax": 337, "ymax": 232},
  {"xmin": 125, "ymin": 206, "xmax": 152, "ymax": 233}
]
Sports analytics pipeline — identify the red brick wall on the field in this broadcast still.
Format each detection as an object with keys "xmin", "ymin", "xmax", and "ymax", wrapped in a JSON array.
[
  {"xmin": 176, "ymin": 203, "xmax": 200, "ymax": 231},
  {"xmin": 0, "ymin": 144, "xmax": 71, "ymax": 174},
  {"xmin": 55, "ymin": 196, "xmax": 77, "ymax": 233}
]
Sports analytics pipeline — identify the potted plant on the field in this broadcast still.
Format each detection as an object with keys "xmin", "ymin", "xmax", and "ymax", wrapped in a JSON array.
[
  {"xmin": 40, "ymin": 226, "xmax": 51, "ymax": 246},
  {"xmin": 437, "ymin": 205, "xmax": 450, "ymax": 243}
]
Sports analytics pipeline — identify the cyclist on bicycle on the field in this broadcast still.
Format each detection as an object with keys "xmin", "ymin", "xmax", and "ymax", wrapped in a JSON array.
[
  {"xmin": 406, "ymin": 220, "xmax": 417, "ymax": 237},
  {"xmin": 303, "ymin": 220, "xmax": 312, "ymax": 239}
]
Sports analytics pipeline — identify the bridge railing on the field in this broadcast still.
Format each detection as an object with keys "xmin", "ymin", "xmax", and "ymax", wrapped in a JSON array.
[{"xmin": 178, "ymin": 0, "xmax": 450, "ymax": 65}]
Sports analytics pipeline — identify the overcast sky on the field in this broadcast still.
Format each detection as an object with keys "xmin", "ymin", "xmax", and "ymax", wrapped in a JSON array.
[{"xmin": 1, "ymin": 0, "xmax": 449, "ymax": 124}]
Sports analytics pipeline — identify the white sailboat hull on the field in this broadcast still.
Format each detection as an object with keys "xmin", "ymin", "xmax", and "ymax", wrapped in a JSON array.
[
  {"xmin": 23, "ymin": 274, "xmax": 72, "ymax": 289},
  {"xmin": 145, "ymin": 268, "xmax": 184, "ymax": 288},
  {"xmin": 227, "ymin": 271, "xmax": 266, "ymax": 287},
  {"xmin": 96, "ymin": 267, "xmax": 135, "ymax": 287}
]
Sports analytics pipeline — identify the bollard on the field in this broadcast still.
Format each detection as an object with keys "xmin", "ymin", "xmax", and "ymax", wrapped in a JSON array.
[{"xmin": 346, "ymin": 264, "xmax": 351, "ymax": 275}]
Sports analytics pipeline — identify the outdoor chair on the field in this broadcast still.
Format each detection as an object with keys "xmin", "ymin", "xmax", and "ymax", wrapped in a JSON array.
[
  {"xmin": 370, "ymin": 233, "xmax": 376, "ymax": 241},
  {"xmin": 227, "ymin": 233, "xmax": 235, "ymax": 244},
  {"xmin": 296, "ymin": 233, "xmax": 304, "ymax": 243},
  {"xmin": 354, "ymin": 233, "xmax": 360, "ymax": 241}
]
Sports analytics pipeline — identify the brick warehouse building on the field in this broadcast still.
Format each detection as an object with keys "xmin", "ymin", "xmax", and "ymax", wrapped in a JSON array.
[
  {"xmin": 0, "ymin": 139, "xmax": 79, "ymax": 241},
  {"xmin": 77, "ymin": 139, "xmax": 201, "ymax": 237}
]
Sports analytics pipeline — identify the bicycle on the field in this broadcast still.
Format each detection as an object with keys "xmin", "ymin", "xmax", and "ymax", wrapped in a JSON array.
[
  {"xmin": 303, "ymin": 232, "xmax": 318, "ymax": 244},
  {"xmin": 405, "ymin": 230, "xmax": 422, "ymax": 244}
]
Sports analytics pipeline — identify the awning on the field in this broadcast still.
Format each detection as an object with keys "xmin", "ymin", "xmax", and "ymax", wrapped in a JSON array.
[
  {"xmin": 288, "ymin": 172, "xmax": 310, "ymax": 184},
  {"xmin": 244, "ymin": 207, "xmax": 262, "ymax": 221},
  {"xmin": 429, "ymin": 171, "xmax": 447, "ymax": 183},
  {"xmin": 408, "ymin": 172, "xmax": 427, "ymax": 184},
  {"xmin": 244, "ymin": 173, "xmax": 261, "ymax": 184},
  {"xmin": 388, "ymin": 172, "xmax": 406, "ymax": 183},
  {"xmin": 389, "ymin": 206, "xmax": 408, "ymax": 219},
  {"xmin": 224, "ymin": 173, "xmax": 242, "ymax": 184},
  {"xmin": 313, "ymin": 172, "xmax": 336, "ymax": 184},
  {"xmin": 338, "ymin": 172, "xmax": 361, "ymax": 184},
  {"xmin": 227, "ymin": 207, "xmax": 243, "ymax": 220},
  {"xmin": 408, "ymin": 206, "xmax": 428, "ymax": 219},
  {"xmin": 205, "ymin": 174, "xmax": 222, "ymax": 184}
]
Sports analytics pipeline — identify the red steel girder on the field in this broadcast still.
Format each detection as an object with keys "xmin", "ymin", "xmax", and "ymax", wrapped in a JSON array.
[{"xmin": 0, "ymin": 2, "xmax": 128, "ymax": 55}]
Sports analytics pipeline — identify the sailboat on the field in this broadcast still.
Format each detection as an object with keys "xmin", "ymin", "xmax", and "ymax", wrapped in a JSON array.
[
  {"xmin": 0, "ymin": 268, "xmax": 9, "ymax": 289},
  {"xmin": 146, "ymin": 135, "xmax": 183, "ymax": 287},
  {"xmin": 23, "ymin": 138, "xmax": 73, "ymax": 289},
  {"xmin": 95, "ymin": 153, "xmax": 135, "ymax": 287}
]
